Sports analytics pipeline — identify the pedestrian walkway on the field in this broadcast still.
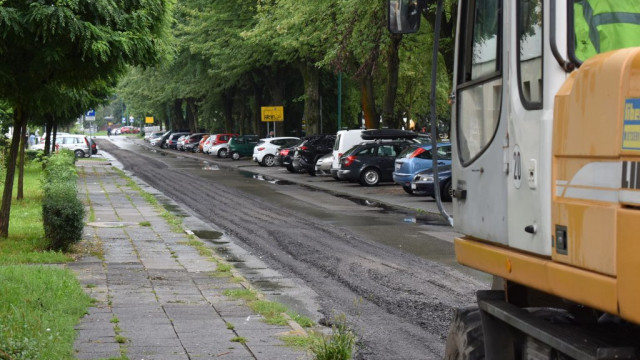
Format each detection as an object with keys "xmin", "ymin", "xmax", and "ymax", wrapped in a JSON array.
[{"xmin": 70, "ymin": 160, "xmax": 310, "ymax": 360}]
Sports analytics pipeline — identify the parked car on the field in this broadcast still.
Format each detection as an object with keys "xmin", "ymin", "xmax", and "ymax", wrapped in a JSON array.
[
  {"xmin": 176, "ymin": 134, "xmax": 189, "ymax": 151},
  {"xmin": 314, "ymin": 152, "xmax": 334, "ymax": 176},
  {"xmin": 183, "ymin": 133, "xmax": 207, "ymax": 152},
  {"xmin": 410, "ymin": 164, "xmax": 453, "ymax": 201},
  {"xmin": 156, "ymin": 129, "xmax": 189, "ymax": 148},
  {"xmin": 145, "ymin": 131, "xmax": 164, "ymax": 143},
  {"xmin": 165, "ymin": 132, "xmax": 190, "ymax": 150},
  {"xmin": 253, "ymin": 137, "xmax": 300, "ymax": 167},
  {"xmin": 228, "ymin": 135, "xmax": 260, "ymax": 160},
  {"xmin": 120, "ymin": 126, "xmax": 140, "ymax": 134},
  {"xmin": 32, "ymin": 134, "xmax": 92, "ymax": 158},
  {"xmin": 197, "ymin": 134, "xmax": 210, "ymax": 153},
  {"xmin": 88, "ymin": 137, "xmax": 98, "ymax": 155},
  {"xmin": 276, "ymin": 136, "xmax": 320, "ymax": 173},
  {"xmin": 209, "ymin": 142, "xmax": 230, "ymax": 158},
  {"xmin": 392, "ymin": 143, "xmax": 453, "ymax": 193},
  {"xmin": 338, "ymin": 139, "xmax": 415, "ymax": 186},
  {"xmin": 296, "ymin": 134, "xmax": 336, "ymax": 176},
  {"xmin": 206, "ymin": 133, "xmax": 237, "ymax": 156},
  {"xmin": 330, "ymin": 129, "xmax": 417, "ymax": 180}
]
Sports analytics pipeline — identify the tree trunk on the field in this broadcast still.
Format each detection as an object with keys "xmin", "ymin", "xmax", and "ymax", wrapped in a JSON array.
[
  {"xmin": 53, "ymin": 123, "xmax": 58, "ymax": 153},
  {"xmin": 361, "ymin": 76, "xmax": 378, "ymax": 129},
  {"xmin": 222, "ymin": 88, "xmax": 234, "ymax": 133},
  {"xmin": 299, "ymin": 63, "xmax": 321, "ymax": 135},
  {"xmin": 264, "ymin": 67, "xmax": 286, "ymax": 136},
  {"xmin": 172, "ymin": 99, "xmax": 186, "ymax": 130},
  {"xmin": 44, "ymin": 115, "xmax": 53, "ymax": 155},
  {"xmin": 382, "ymin": 33, "xmax": 402, "ymax": 129},
  {"xmin": 186, "ymin": 98, "xmax": 198, "ymax": 132},
  {"xmin": 17, "ymin": 120, "xmax": 27, "ymax": 201},
  {"xmin": 0, "ymin": 107, "xmax": 27, "ymax": 237}
]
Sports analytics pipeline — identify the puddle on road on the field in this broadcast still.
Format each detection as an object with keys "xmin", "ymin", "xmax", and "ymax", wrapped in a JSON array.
[
  {"xmin": 402, "ymin": 213, "xmax": 449, "ymax": 226},
  {"xmin": 192, "ymin": 230, "xmax": 223, "ymax": 240},
  {"xmin": 202, "ymin": 164, "xmax": 220, "ymax": 171},
  {"xmin": 334, "ymin": 194, "xmax": 389, "ymax": 212},
  {"xmin": 248, "ymin": 173, "xmax": 294, "ymax": 185}
]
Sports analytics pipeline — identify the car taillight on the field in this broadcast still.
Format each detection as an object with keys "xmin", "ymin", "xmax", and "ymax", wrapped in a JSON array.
[
  {"xmin": 257, "ymin": 147, "xmax": 265, "ymax": 151},
  {"xmin": 280, "ymin": 149, "xmax": 289, "ymax": 156},
  {"xmin": 410, "ymin": 147, "xmax": 426, "ymax": 158},
  {"xmin": 299, "ymin": 146, "xmax": 308, "ymax": 151},
  {"xmin": 343, "ymin": 155, "xmax": 356, "ymax": 167}
]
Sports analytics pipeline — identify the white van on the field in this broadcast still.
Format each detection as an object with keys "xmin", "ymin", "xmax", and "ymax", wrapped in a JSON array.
[{"xmin": 330, "ymin": 129, "xmax": 371, "ymax": 179}]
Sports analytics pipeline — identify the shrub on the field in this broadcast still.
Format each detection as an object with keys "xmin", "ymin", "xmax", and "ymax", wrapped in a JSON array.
[{"xmin": 41, "ymin": 150, "xmax": 84, "ymax": 251}]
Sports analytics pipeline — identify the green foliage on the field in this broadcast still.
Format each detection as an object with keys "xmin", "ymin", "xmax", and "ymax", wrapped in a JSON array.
[
  {"xmin": 41, "ymin": 151, "xmax": 85, "ymax": 251},
  {"xmin": 312, "ymin": 315, "xmax": 356, "ymax": 360},
  {"xmin": 0, "ymin": 265, "xmax": 93, "ymax": 360}
]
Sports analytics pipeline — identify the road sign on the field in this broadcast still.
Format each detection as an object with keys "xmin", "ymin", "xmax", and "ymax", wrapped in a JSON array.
[
  {"xmin": 85, "ymin": 109, "xmax": 96, "ymax": 121},
  {"xmin": 261, "ymin": 106, "xmax": 284, "ymax": 122},
  {"xmin": 145, "ymin": 116, "xmax": 154, "ymax": 124}
]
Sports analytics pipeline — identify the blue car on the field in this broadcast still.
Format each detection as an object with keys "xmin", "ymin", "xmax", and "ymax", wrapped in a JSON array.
[
  {"xmin": 410, "ymin": 164, "xmax": 453, "ymax": 201},
  {"xmin": 393, "ymin": 142, "xmax": 452, "ymax": 194}
]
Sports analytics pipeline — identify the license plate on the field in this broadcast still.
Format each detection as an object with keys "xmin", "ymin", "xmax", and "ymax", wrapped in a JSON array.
[
  {"xmin": 395, "ymin": 163, "xmax": 401, "ymax": 170},
  {"xmin": 411, "ymin": 183, "xmax": 416, "ymax": 190}
]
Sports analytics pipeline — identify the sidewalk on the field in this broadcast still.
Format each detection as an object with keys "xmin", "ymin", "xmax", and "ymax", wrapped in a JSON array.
[{"xmin": 70, "ymin": 160, "xmax": 311, "ymax": 360}]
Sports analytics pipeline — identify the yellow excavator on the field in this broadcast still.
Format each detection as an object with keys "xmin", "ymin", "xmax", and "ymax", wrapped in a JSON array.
[{"xmin": 389, "ymin": 0, "xmax": 640, "ymax": 358}]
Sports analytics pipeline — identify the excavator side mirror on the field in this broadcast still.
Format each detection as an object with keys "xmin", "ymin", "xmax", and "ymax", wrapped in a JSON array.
[{"xmin": 388, "ymin": 0, "xmax": 422, "ymax": 34}]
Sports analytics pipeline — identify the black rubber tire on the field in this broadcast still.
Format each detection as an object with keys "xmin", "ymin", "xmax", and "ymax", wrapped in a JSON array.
[
  {"xmin": 403, "ymin": 185, "xmax": 415, "ymax": 195},
  {"xmin": 286, "ymin": 164, "xmax": 296, "ymax": 173},
  {"xmin": 74, "ymin": 149, "xmax": 85, "ymax": 158},
  {"xmin": 441, "ymin": 180, "xmax": 453, "ymax": 202},
  {"xmin": 444, "ymin": 307, "xmax": 485, "ymax": 360},
  {"xmin": 359, "ymin": 168, "xmax": 380, "ymax": 186},
  {"xmin": 262, "ymin": 154, "xmax": 275, "ymax": 167},
  {"xmin": 231, "ymin": 152, "xmax": 240, "ymax": 160},
  {"xmin": 218, "ymin": 148, "xmax": 228, "ymax": 158}
]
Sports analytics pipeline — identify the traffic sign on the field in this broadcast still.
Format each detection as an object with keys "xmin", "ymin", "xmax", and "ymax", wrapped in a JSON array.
[
  {"xmin": 85, "ymin": 109, "xmax": 96, "ymax": 121},
  {"xmin": 261, "ymin": 106, "xmax": 284, "ymax": 122}
]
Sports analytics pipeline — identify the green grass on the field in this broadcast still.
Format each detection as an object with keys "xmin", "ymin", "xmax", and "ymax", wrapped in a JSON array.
[
  {"xmin": 230, "ymin": 336, "xmax": 246, "ymax": 344},
  {"xmin": 0, "ymin": 265, "xmax": 93, "ymax": 360},
  {"xmin": 222, "ymin": 289, "xmax": 314, "ymax": 328},
  {"xmin": 0, "ymin": 162, "xmax": 73, "ymax": 265}
]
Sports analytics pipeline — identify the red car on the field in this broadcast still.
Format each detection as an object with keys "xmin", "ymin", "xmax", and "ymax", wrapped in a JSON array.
[{"xmin": 120, "ymin": 126, "xmax": 140, "ymax": 134}]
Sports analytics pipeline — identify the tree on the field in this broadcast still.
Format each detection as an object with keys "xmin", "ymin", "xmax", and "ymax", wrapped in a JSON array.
[{"xmin": 0, "ymin": 0, "xmax": 172, "ymax": 237}]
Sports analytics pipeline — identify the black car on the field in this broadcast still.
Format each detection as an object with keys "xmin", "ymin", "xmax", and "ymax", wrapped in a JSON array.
[
  {"xmin": 165, "ymin": 132, "xmax": 190, "ymax": 150},
  {"xmin": 295, "ymin": 134, "xmax": 336, "ymax": 176},
  {"xmin": 157, "ymin": 129, "xmax": 190, "ymax": 149},
  {"xmin": 183, "ymin": 133, "xmax": 206, "ymax": 152},
  {"xmin": 338, "ymin": 139, "xmax": 414, "ymax": 186},
  {"xmin": 410, "ymin": 164, "xmax": 453, "ymax": 201},
  {"xmin": 276, "ymin": 136, "xmax": 322, "ymax": 173}
]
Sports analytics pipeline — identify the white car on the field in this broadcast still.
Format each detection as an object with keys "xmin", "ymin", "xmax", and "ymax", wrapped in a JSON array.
[
  {"xmin": 32, "ymin": 134, "xmax": 92, "ymax": 158},
  {"xmin": 253, "ymin": 137, "xmax": 300, "ymax": 167},
  {"xmin": 209, "ymin": 142, "xmax": 230, "ymax": 158}
]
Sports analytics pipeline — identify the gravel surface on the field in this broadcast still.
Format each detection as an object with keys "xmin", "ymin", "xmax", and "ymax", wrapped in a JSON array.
[{"xmin": 97, "ymin": 139, "xmax": 485, "ymax": 360}]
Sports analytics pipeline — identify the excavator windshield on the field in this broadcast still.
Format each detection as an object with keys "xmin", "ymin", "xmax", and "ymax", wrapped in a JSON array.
[{"xmin": 572, "ymin": 0, "xmax": 640, "ymax": 62}]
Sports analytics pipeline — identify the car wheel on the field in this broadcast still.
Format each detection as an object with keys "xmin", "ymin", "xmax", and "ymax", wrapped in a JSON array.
[
  {"xmin": 441, "ymin": 180, "xmax": 453, "ymax": 202},
  {"xmin": 218, "ymin": 148, "xmax": 228, "ymax": 158},
  {"xmin": 262, "ymin": 154, "xmax": 275, "ymax": 167},
  {"xmin": 74, "ymin": 149, "xmax": 85, "ymax": 158},
  {"xmin": 360, "ymin": 168, "xmax": 380, "ymax": 186},
  {"xmin": 286, "ymin": 164, "xmax": 296, "ymax": 173},
  {"xmin": 402, "ymin": 185, "xmax": 415, "ymax": 195},
  {"xmin": 231, "ymin": 152, "xmax": 240, "ymax": 160},
  {"xmin": 161, "ymin": 143, "xmax": 167, "ymax": 149}
]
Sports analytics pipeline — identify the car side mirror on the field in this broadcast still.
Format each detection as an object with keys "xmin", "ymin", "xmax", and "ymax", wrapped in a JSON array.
[{"xmin": 388, "ymin": 0, "xmax": 423, "ymax": 34}]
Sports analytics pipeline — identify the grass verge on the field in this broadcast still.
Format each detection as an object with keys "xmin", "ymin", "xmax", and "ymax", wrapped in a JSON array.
[{"xmin": 0, "ymin": 265, "xmax": 93, "ymax": 359}]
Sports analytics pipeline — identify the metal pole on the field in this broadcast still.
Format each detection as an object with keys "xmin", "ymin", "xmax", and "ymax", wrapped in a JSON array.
[{"xmin": 337, "ymin": 72, "xmax": 342, "ymax": 130}]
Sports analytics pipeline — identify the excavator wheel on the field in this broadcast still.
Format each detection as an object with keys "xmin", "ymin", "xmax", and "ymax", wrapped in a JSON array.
[{"xmin": 444, "ymin": 307, "xmax": 485, "ymax": 360}]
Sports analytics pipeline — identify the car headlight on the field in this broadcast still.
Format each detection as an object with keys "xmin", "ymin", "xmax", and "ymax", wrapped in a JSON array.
[{"xmin": 414, "ymin": 175, "xmax": 434, "ymax": 182}]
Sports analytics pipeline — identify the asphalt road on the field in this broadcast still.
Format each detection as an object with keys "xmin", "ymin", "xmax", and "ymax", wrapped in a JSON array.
[{"xmin": 96, "ymin": 138, "xmax": 488, "ymax": 360}]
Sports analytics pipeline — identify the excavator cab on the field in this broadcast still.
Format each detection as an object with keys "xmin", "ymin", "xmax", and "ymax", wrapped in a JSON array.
[{"xmin": 389, "ymin": 0, "xmax": 640, "ymax": 358}]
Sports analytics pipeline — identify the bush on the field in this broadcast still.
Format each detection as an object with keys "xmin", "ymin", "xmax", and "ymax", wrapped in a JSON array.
[{"xmin": 41, "ymin": 150, "xmax": 84, "ymax": 251}]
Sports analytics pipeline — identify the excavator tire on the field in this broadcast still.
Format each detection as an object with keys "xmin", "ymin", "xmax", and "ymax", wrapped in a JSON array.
[{"xmin": 444, "ymin": 307, "xmax": 485, "ymax": 360}]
